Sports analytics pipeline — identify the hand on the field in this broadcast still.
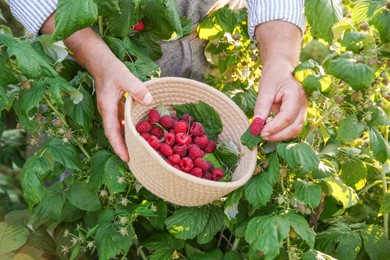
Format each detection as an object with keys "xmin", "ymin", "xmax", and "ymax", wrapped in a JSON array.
[
  {"xmin": 94, "ymin": 59, "xmax": 153, "ymax": 162},
  {"xmin": 254, "ymin": 60, "xmax": 307, "ymax": 141}
]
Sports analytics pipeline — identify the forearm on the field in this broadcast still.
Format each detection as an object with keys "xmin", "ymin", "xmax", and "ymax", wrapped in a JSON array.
[
  {"xmin": 255, "ymin": 20, "xmax": 302, "ymax": 72},
  {"xmin": 40, "ymin": 13, "xmax": 121, "ymax": 80}
]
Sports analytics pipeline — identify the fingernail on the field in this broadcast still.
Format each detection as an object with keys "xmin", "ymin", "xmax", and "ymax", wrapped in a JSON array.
[
  {"xmin": 143, "ymin": 93, "xmax": 153, "ymax": 105},
  {"xmin": 262, "ymin": 132, "xmax": 270, "ymax": 140}
]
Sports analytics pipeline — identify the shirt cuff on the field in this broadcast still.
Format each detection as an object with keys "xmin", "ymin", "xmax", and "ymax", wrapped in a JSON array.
[
  {"xmin": 6, "ymin": 0, "xmax": 58, "ymax": 35},
  {"xmin": 247, "ymin": 0, "xmax": 306, "ymax": 40}
]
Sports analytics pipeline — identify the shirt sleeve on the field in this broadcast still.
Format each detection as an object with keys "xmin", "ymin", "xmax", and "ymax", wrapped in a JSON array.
[
  {"xmin": 5, "ymin": 0, "xmax": 58, "ymax": 35},
  {"xmin": 247, "ymin": 0, "xmax": 306, "ymax": 40}
]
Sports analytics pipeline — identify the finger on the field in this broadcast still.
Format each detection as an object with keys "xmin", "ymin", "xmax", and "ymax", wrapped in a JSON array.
[
  {"xmin": 253, "ymin": 86, "xmax": 275, "ymax": 122},
  {"xmin": 265, "ymin": 105, "xmax": 307, "ymax": 142},
  {"xmin": 120, "ymin": 73, "xmax": 153, "ymax": 106},
  {"xmin": 261, "ymin": 87, "xmax": 305, "ymax": 139},
  {"xmin": 99, "ymin": 99, "xmax": 130, "ymax": 162}
]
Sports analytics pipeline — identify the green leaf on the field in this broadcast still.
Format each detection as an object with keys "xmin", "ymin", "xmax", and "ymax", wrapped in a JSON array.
[
  {"xmin": 0, "ymin": 54, "xmax": 18, "ymax": 88},
  {"xmin": 371, "ymin": 9, "xmax": 390, "ymax": 43},
  {"xmin": 40, "ymin": 138, "xmax": 82, "ymax": 170},
  {"xmin": 7, "ymin": 41, "xmax": 57, "ymax": 78},
  {"xmin": 64, "ymin": 87, "xmax": 94, "ymax": 132},
  {"xmin": 172, "ymin": 101, "xmax": 223, "ymax": 140},
  {"xmin": 213, "ymin": 140, "xmax": 239, "ymax": 170},
  {"xmin": 294, "ymin": 179, "xmax": 322, "ymax": 209},
  {"xmin": 240, "ymin": 127, "xmax": 262, "ymax": 150},
  {"xmin": 189, "ymin": 249, "xmax": 224, "ymax": 260},
  {"xmin": 352, "ymin": 0, "xmax": 386, "ymax": 24},
  {"xmin": 165, "ymin": 207, "xmax": 209, "ymax": 240},
  {"xmin": 361, "ymin": 225, "xmax": 390, "ymax": 260},
  {"xmin": 0, "ymin": 222, "xmax": 28, "ymax": 257},
  {"xmin": 124, "ymin": 58, "xmax": 160, "ymax": 81},
  {"xmin": 143, "ymin": 233, "xmax": 185, "ymax": 251},
  {"xmin": 341, "ymin": 31, "xmax": 369, "ymax": 53},
  {"xmin": 106, "ymin": 0, "xmax": 138, "ymax": 36},
  {"xmin": 245, "ymin": 214, "xmax": 290, "ymax": 259},
  {"xmin": 245, "ymin": 153, "xmax": 279, "ymax": 208},
  {"xmin": 302, "ymin": 250, "xmax": 337, "ymax": 260},
  {"xmin": 336, "ymin": 115, "xmax": 367, "ymax": 142},
  {"xmin": 31, "ymin": 182, "xmax": 66, "ymax": 222},
  {"xmin": 316, "ymin": 222, "xmax": 361, "ymax": 260},
  {"xmin": 277, "ymin": 142, "xmax": 320, "ymax": 175},
  {"xmin": 380, "ymin": 193, "xmax": 390, "ymax": 214},
  {"xmin": 197, "ymin": 206, "xmax": 224, "ymax": 244},
  {"xmin": 20, "ymin": 156, "xmax": 51, "ymax": 208},
  {"xmin": 321, "ymin": 178, "xmax": 359, "ymax": 209},
  {"xmin": 44, "ymin": 77, "xmax": 83, "ymax": 105},
  {"xmin": 325, "ymin": 58, "xmax": 375, "ymax": 90},
  {"xmin": 368, "ymin": 105, "xmax": 390, "ymax": 126},
  {"xmin": 53, "ymin": 0, "xmax": 98, "ymax": 41},
  {"xmin": 149, "ymin": 248, "xmax": 175, "ymax": 260},
  {"xmin": 66, "ymin": 182, "xmax": 101, "ymax": 212},
  {"xmin": 369, "ymin": 127, "xmax": 390, "ymax": 163},
  {"xmin": 285, "ymin": 211, "xmax": 316, "ymax": 248},
  {"xmin": 305, "ymin": 0, "xmax": 343, "ymax": 43},
  {"xmin": 149, "ymin": 200, "xmax": 168, "ymax": 230},
  {"xmin": 95, "ymin": 223, "xmax": 133, "ymax": 260},
  {"xmin": 94, "ymin": 0, "xmax": 120, "ymax": 17},
  {"xmin": 340, "ymin": 159, "xmax": 367, "ymax": 190}
]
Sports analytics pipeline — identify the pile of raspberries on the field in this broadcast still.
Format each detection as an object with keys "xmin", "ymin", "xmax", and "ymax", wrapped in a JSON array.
[{"xmin": 135, "ymin": 109, "xmax": 225, "ymax": 181}]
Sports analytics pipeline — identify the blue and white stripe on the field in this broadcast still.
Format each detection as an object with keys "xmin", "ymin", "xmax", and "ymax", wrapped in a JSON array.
[
  {"xmin": 5, "ymin": 0, "xmax": 58, "ymax": 35},
  {"xmin": 247, "ymin": 0, "xmax": 306, "ymax": 39}
]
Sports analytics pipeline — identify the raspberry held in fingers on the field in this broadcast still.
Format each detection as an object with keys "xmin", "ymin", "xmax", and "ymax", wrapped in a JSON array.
[{"xmin": 250, "ymin": 117, "xmax": 265, "ymax": 135}]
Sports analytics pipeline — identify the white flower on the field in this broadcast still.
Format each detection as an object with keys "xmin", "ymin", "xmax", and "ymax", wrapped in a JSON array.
[
  {"xmin": 120, "ymin": 198, "xmax": 130, "ymax": 206},
  {"xmin": 119, "ymin": 227, "xmax": 128, "ymax": 236}
]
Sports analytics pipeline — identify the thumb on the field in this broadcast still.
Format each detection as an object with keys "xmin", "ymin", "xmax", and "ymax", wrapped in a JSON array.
[{"xmin": 122, "ymin": 74, "xmax": 153, "ymax": 106}]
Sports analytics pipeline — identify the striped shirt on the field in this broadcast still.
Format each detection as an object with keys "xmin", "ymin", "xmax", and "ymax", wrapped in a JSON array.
[{"xmin": 6, "ymin": 0, "xmax": 305, "ymax": 38}]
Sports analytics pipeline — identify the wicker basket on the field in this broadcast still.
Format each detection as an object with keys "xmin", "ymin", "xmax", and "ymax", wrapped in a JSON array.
[{"xmin": 124, "ymin": 77, "xmax": 257, "ymax": 206}]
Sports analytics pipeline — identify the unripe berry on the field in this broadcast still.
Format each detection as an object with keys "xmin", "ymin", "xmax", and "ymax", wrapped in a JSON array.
[
  {"xmin": 212, "ymin": 39, "xmax": 220, "ymax": 46},
  {"xmin": 279, "ymin": 167, "xmax": 288, "ymax": 177},
  {"xmin": 21, "ymin": 80, "xmax": 31, "ymax": 90},
  {"xmin": 351, "ymin": 91, "xmax": 363, "ymax": 102},
  {"xmin": 297, "ymin": 204, "xmax": 307, "ymax": 214},
  {"xmin": 359, "ymin": 22, "xmax": 368, "ymax": 31},
  {"xmin": 335, "ymin": 95, "xmax": 344, "ymax": 104}
]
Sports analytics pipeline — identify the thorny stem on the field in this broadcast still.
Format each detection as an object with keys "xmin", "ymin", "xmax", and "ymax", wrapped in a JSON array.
[
  {"xmin": 44, "ymin": 96, "xmax": 91, "ymax": 160},
  {"xmin": 280, "ymin": 175, "xmax": 292, "ymax": 260}
]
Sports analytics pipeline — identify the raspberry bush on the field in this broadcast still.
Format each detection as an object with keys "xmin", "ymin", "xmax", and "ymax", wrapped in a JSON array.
[{"xmin": 0, "ymin": 0, "xmax": 390, "ymax": 259}]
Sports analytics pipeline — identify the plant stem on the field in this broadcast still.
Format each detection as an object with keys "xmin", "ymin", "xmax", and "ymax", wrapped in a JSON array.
[
  {"xmin": 98, "ymin": 16, "xmax": 104, "ymax": 35},
  {"xmin": 44, "ymin": 96, "xmax": 91, "ymax": 160},
  {"xmin": 382, "ymin": 126, "xmax": 389, "ymax": 239},
  {"xmin": 286, "ymin": 235, "xmax": 292, "ymax": 260},
  {"xmin": 231, "ymin": 238, "xmax": 240, "ymax": 251}
]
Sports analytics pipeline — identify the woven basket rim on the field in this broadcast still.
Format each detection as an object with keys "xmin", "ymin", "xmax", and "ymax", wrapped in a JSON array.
[{"xmin": 125, "ymin": 77, "xmax": 257, "ymax": 189}]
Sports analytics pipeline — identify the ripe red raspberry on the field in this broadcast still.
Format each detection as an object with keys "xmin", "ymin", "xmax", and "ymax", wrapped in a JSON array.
[
  {"xmin": 173, "ymin": 164, "xmax": 181, "ymax": 170},
  {"xmin": 194, "ymin": 158, "xmax": 209, "ymax": 172},
  {"xmin": 136, "ymin": 120, "xmax": 152, "ymax": 133},
  {"xmin": 140, "ymin": 133, "xmax": 150, "ymax": 140},
  {"xmin": 173, "ymin": 144, "xmax": 187, "ymax": 158},
  {"xmin": 188, "ymin": 146, "xmax": 205, "ymax": 160},
  {"xmin": 175, "ymin": 132, "xmax": 192, "ymax": 145},
  {"xmin": 179, "ymin": 157, "xmax": 194, "ymax": 173},
  {"xmin": 212, "ymin": 168, "xmax": 224, "ymax": 181},
  {"xmin": 150, "ymin": 125, "xmax": 164, "ymax": 139},
  {"xmin": 159, "ymin": 143, "xmax": 173, "ymax": 157},
  {"xmin": 133, "ymin": 20, "xmax": 144, "ymax": 31},
  {"xmin": 189, "ymin": 122, "xmax": 205, "ymax": 136},
  {"xmin": 148, "ymin": 109, "xmax": 160, "ymax": 124},
  {"xmin": 190, "ymin": 167, "xmax": 203, "ymax": 178},
  {"xmin": 250, "ymin": 117, "xmax": 265, "ymax": 135},
  {"xmin": 146, "ymin": 135, "xmax": 160, "ymax": 150},
  {"xmin": 172, "ymin": 116, "xmax": 180, "ymax": 124},
  {"xmin": 207, "ymin": 161, "xmax": 214, "ymax": 172},
  {"xmin": 182, "ymin": 114, "xmax": 194, "ymax": 125},
  {"xmin": 159, "ymin": 115, "xmax": 174, "ymax": 130},
  {"xmin": 164, "ymin": 132, "xmax": 176, "ymax": 146},
  {"xmin": 187, "ymin": 143, "xmax": 199, "ymax": 151},
  {"xmin": 194, "ymin": 135, "xmax": 209, "ymax": 149},
  {"xmin": 204, "ymin": 140, "xmax": 216, "ymax": 153},
  {"xmin": 168, "ymin": 154, "xmax": 181, "ymax": 165},
  {"xmin": 203, "ymin": 171, "xmax": 212, "ymax": 180},
  {"xmin": 174, "ymin": 120, "xmax": 188, "ymax": 133}
]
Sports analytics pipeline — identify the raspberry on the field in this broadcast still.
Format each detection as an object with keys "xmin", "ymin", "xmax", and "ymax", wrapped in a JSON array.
[
  {"xmin": 250, "ymin": 117, "xmax": 265, "ymax": 135},
  {"xmin": 136, "ymin": 120, "xmax": 152, "ymax": 133},
  {"xmin": 168, "ymin": 154, "xmax": 181, "ymax": 165},
  {"xmin": 173, "ymin": 164, "xmax": 181, "ymax": 170},
  {"xmin": 159, "ymin": 115, "xmax": 174, "ymax": 130},
  {"xmin": 159, "ymin": 143, "xmax": 173, "ymax": 157},
  {"xmin": 189, "ymin": 122, "xmax": 205, "ymax": 136},
  {"xmin": 179, "ymin": 157, "xmax": 194, "ymax": 173},
  {"xmin": 190, "ymin": 167, "xmax": 203, "ymax": 178},
  {"xmin": 172, "ymin": 116, "xmax": 180, "ymax": 124},
  {"xmin": 203, "ymin": 171, "xmax": 212, "ymax": 180},
  {"xmin": 146, "ymin": 135, "xmax": 160, "ymax": 150},
  {"xmin": 207, "ymin": 161, "xmax": 214, "ymax": 172},
  {"xmin": 182, "ymin": 114, "xmax": 194, "ymax": 125},
  {"xmin": 204, "ymin": 140, "xmax": 216, "ymax": 153},
  {"xmin": 188, "ymin": 146, "xmax": 205, "ymax": 160},
  {"xmin": 175, "ymin": 132, "xmax": 192, "ymax": 145},
  {"xmin": 148, "ymin": 109, "xmax": 160, "ymax": 124},
  {"xmin": 212, "ymin": 168, "xmax": 224, "ymax": 181},
  {"xmin": 133, "ymin": 20, "xmax": 144, "ymax": 31},
  {"xmin": 194, "ymin": 158, "xmax": 209, "ymax": 172},
  {"xmin": 164, "ymin": 132, "xmax": 176, "ymax": 146},
  {"xmin": 173, "ymin": 144, "xmax": 187, "ymax": 158},
  {"xmin": 194, "ymin": 135, "xmax": 209, "ymax": 149},
  {"xmin": 150, "ymin": 125, "xmax": 164, "ymax": 139},
  {"xmin": 174, "ymin": 120, "xmax": 188, "ymax": 133},
  {"xmin": 140, "ymin": 133, "xmax": 150, "ymax": 140}
]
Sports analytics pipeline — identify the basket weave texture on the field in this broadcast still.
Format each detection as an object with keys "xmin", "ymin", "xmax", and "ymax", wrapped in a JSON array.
[{"xmin": 125, "ymin": 77, "xmax": 257, "ymax": 206}]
